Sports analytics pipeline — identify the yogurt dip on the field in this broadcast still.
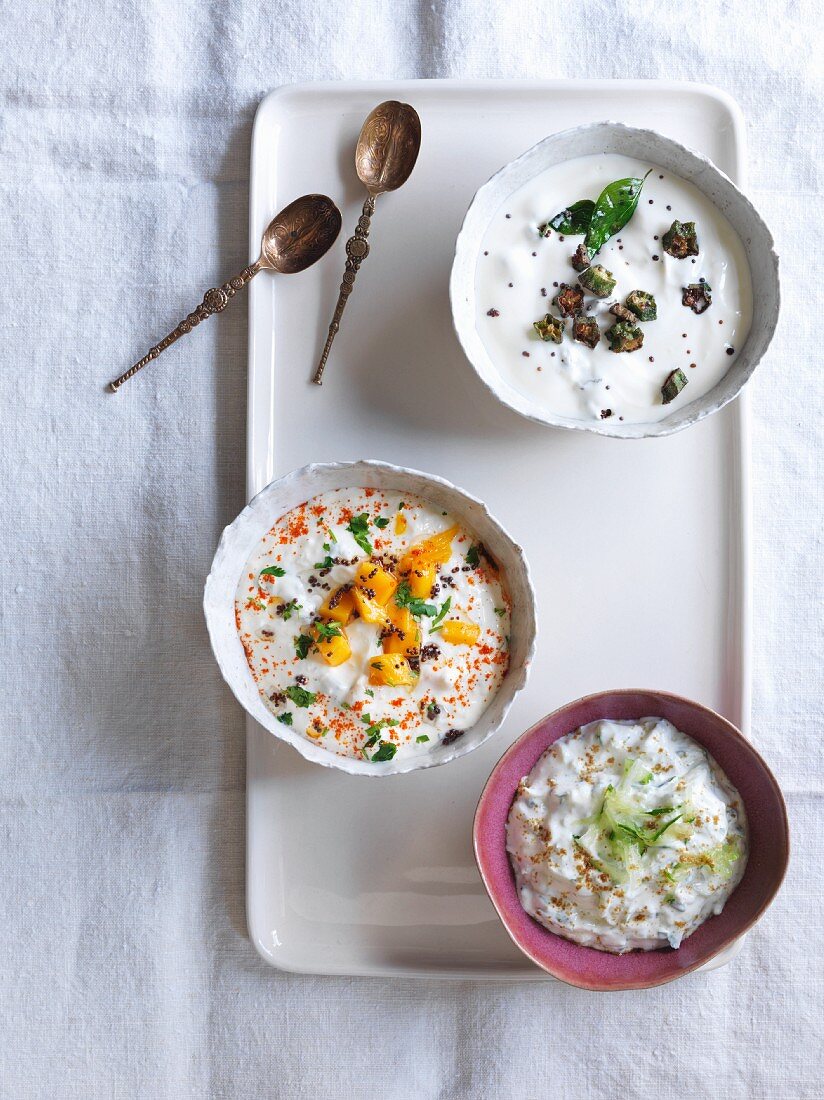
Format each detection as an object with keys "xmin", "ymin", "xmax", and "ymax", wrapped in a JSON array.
[
  {"xmin": 476, "ymin": 153, "xmax": 753, "ymax": 425},
  {"xmin": 506, "ymin": 718, "xmax": 748, "ymax": 953},
  {"xmin": 235, "ymin": 487, "xmax": 510, "ymax": 763}
]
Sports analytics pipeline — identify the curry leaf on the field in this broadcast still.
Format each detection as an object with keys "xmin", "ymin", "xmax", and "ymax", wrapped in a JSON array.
[{"xmin": 584, "ymin": 171, "xmax": 651, "ymax": 255}]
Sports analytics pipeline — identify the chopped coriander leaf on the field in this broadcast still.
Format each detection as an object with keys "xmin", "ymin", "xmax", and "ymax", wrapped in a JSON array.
[
  {"xmin": 428, "ymin": 596, "xmax": 452, "ymax": 632},
  {"xmin": 416, "ymin": 734, "xmax": 430, "ymax": 743},
  {"xmin": 364, "ymin": 688, "xmax": 375, "ymax": 698},
  {"xmin": 285, "ymin": 685, "xmax": 317, "ymax": 708},
  {"xmin": 494, "ymin": 607, "xmax": 505, "ymax": 617},
  {"xmin": 276, "ymin": 712, "xmax": 293, "ymax": 726},
  {"xmin": 374, "ymin": 517, "xmax": 390, "ymax": 529},
  {"xmin": 294, "ymin": 634, "xmax": 313, "ymax": 660},
  {"xmin": 341, "ymin": 702, "xmax": 351, "ymax": 711},
  {"xmin": 395, "ymin": 580, "xmax": 436, "ymax": 619},
  {"xmin": 280, "ymin": 599, "xmax": 301, "ymax": 621},
  {"xmin": 314, "ymin": 554, "xmax": 335, "ymax": 570},
  {"xmin": 259, "ymin": 565, "xmax": 285, "ymax": 578},
  {"xmin": 314, "ymin": 621, "xmax": 342, "ymax": 641},
  {"xmin": 465, "ymin": 545, "xmax": 481, "ymax": 567},
  {"xmin": 346, "ymin": 513, "xmax": 373, "ymax": 556},
  {"xmin": 322, "ymin": 542, "xmax": 331, "ymax": 551},
  {"xmin": 371, "ymin": 741, "xmax": 398, "ymax": 762},
  {"xmin": 398, "ymin": 502, "xmax": 406, "ymax": 510}
]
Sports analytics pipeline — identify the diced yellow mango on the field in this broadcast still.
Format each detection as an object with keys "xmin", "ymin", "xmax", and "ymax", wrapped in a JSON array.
[
  {"xmin": 352, "ymin": 587, "xmax": 390, "ymax": 625},
  {"xmin": 439, "ymin": 619, "xmax": 481, "ymax": 646},
  {"xmin": 314, "ymin": 625, "xmax": 351, "ymax": 667},
  {"xmin": 321, "ymin": 586, "xmax": 356, "ymax": 625},
  {"xmin": 395, "ymin": 512, "xmax": 407, "ymax": 534},
  {"xmin": 368, "ymin": 654, "xmax": 417, "ymax": 687},
  {"xmin": 382, "ymin": 602, "xmax": 420, "ymax": 657},
  {"xmin": 353, "ymin": 560, "xmax": 397, "ymax": 606},
  {"xmin": 399, "ymin": 525, "xmax": 459, "ymax": 573},
  {"xmin": 406, "ymin": 565, "xmax": 436, "ymax": 600}
]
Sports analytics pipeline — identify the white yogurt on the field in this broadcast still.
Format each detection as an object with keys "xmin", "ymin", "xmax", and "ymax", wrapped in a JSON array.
[
  {"xmin": 475, "ymin": 154, "xmax": 753, "ymax": 424},
  {"xmin": 235, "ymin": 488, "xmax": 510, "ymax": 762},
  {"xmin": 506, "ymin": 718, "xmax": 748, "ymax": 953}
]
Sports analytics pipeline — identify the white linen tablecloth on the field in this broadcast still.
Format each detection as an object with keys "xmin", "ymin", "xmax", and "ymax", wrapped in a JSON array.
[{"xmin": 1, "ymin": 1, "xmax": 821, "ymax": 1096}]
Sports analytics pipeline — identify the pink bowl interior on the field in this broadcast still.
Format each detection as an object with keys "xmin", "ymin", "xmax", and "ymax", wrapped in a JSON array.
[{"xmin": 474, "ymin": 690, "xmax": 789, "ymax": 991}]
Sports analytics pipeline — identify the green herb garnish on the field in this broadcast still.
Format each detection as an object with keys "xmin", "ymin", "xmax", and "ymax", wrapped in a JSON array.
[
  {"xmin": 416, "ymin": 734, "xmax": 430, "ymax": 743},
  {"xmin": 314, "ymin": 621, "xmax": 342, "ymax": 641},
  {"xmin": 494, "ymin": 607, "xmax": 505, "ymax": 617},
  {"xmin": 279, "ymin": 599, "xmax": 301, "ymax": 621},
  {"xmin": 374, "ymin": 517, "xmax": 390, "ymax": 529},
  {"xmin": 285, "ymin": 685, "xmax": 317, "ymax": 708},
  {"xmin": 541, "ymin": 198, "xmax": 595, "ymax": 237},
  {"xmin": 371, "ymin": 741, "xmax": 398, "ymax": 762},
  {"xmin": 346, "ymin": 513, "xmax": 373, "ymax": 556},
  {"xmin": 364, "ymin": 688, "xmax": 374, "ymax": 698},
  {"xmin": 584, "ymin": 171, "xmax": 651, "ymax": 255},
  {"xmin": 260, "ymin": 565, "xmax": 285, "ymax": 578},
  {"xmin": 276, "ymin": 712, "xmax": 293, "ymax": 726},
  {"xmin": 314, "ymin": 554, "xmax": 335, "ymax": 570},
  {"xmin": 465, "ymin": 545, "xmax": 481, "ymax": 567},
  {"xmin": 294, "ymin": 634, "xmax": 313, "ymax": 659},
  {"xmin": 394, "ymin": 580, "xmax": 436, "ymax": 619},
  {"xmin": 428, "ymin": 596, "xmax": 452, "ymax": 633}
]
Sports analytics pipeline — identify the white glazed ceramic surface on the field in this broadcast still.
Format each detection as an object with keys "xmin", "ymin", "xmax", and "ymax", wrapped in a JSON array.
[
  {"xmin": 244, "ymin": 80, "xmax": 750, "ymax": 979},
  {"xmin": 450, "ymin": 121, "xmax": 779, "ymax": 438},
  {"xmin": 204, "ymin": 460, "xmax": 537, "ymax": 776}
]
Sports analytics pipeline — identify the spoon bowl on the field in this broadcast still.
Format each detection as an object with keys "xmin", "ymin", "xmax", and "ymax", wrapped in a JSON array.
[
  {"xmin": 261, "ymin": 194, "xmax": 343, "ymax": 273},
  {"xmin": 355, "ymin": 101, "xmax": 422, "ymax": 195}
]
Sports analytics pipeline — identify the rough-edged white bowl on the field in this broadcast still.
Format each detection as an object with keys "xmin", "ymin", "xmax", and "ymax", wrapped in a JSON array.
[
  {"xmin": 203, "ymin": 460, "xmax": 537, "ymax": 776},
  {"xmin": 450, "ymin": 122, "xmax": 780, "ymax": 439}
]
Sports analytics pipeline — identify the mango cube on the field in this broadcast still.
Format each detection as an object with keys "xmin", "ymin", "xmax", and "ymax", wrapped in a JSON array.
[
  {"xmin": 383, "ymin": 602, "xmax": 420, "ymax": 657},
  {"xmin": 354, "ymin": 561, "xmax": 397, "ymax": 606},
  {"xmin": 314, "ymin": 624, "xmax": 351, "ymax": 667},
  {"xmin": 321, "ymin": 586, "xmax": 356, "ymax": 625},
  {"xmin": 368, "ymin": 654, "xmax": 417, "ymax": 687},
  {"xmin": 439, "ymin": 620, "xmax": 481, "ymax": 647}
]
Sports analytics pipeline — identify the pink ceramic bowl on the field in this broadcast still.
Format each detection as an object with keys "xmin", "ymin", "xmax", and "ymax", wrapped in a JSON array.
[{"xmin": 474, "ymin": 689, "xmax": 789, "ymax": 991}]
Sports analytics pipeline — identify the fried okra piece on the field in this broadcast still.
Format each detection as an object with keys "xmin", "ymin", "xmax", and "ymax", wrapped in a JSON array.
[
  {"xmin": 572, "ymin": 313, "xmax": 600, "ymax": 348},
  {"xmin": 578, "ymin": 264, "xmax": 616, "ymax": 298},
  {"xmin": 606, "ymin": 321, "xmax": 644, "ymax": 353},
  {"xmin": 625, "ymin": 289, "xmax": 658, "ymax": 321},
  {"xmin": 570, "ymin": 242, "xmax": 591, "ymax": 271},
  {"xmin": 682, "ymin": 281, "xmax": 712, "ymax": 314},
  {"xmin": 533, "ymin": 314, "xmax": 565, "ymax": 343},
  {"xmin": 609, "ymin": 302, "xmax": 636, "ymax": 323},
  {"xmin": 661, "ymin": 367, "xmax": 689, "ymax": 404},
  {"xmin": 662, "ymin": 220, "xmax": 699, "ymax": 258},
  {"xmin": 553, "ymin": 283, "xmax": 585, "ymax": 318}
]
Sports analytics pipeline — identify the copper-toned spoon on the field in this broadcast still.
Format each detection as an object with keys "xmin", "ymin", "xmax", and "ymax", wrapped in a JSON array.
[
  {"xmin": 312, "ymin": 101, "xmax": 421, "ymax": 385},
  {"xmin": 110, "ymin": 194, "xmax": 342, "ymax": 392}
]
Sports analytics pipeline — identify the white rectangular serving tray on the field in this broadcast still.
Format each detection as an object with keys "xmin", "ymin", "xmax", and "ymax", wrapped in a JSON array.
[{"xmin": 246, "ymin": 79, "xmax": 750, "ymax": 979}]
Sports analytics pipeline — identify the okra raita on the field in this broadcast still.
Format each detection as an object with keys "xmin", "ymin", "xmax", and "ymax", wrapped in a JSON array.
[{"xmin": 476, "ymin": 153, "xmax": 752, "ymax": 424}]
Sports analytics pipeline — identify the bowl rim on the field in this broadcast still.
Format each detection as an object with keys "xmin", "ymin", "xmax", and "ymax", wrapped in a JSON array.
[
  {"xmin": 473, "ymin": 687, "xmax": 790, "ymax": 990},
  {"xmin": 450, "ymin": 120, "xmax": 780, "ymax": 439},
  {"xmin": 203, "ymin": 458, "xmax": 538, "ymax": 776}
]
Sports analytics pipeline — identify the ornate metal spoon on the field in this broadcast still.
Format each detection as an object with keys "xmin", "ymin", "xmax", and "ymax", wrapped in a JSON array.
[
  {"xmin": 312, "ymin": 100, "xmax": 421, "ymax": 385},
  {"xmin": 110, "ymin": 194, "xmax": 342, "ymax": 392}
]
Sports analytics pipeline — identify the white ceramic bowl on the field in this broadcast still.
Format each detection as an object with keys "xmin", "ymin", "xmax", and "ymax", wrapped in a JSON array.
[
  {"xmin": 204, "ymin": 460, "xmax": 537, "ymax": 776},
  {"xmin": 450, "ymin": 122, "xmax": 780, "ymax": 439}
]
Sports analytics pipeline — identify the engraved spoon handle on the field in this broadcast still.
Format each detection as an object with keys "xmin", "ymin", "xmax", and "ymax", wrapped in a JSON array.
[
  {"xmin": 109, "ymin": 260, "xmax": 263, "ymax": 391},
  {"xmin": 312, "ymin": 195, "xmax": 376, "ymax": 385}
]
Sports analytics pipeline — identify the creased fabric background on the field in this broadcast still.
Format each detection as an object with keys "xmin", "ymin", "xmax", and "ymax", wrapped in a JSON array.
[{"xmin": 0, "ymin": 1, "xmax": 821, "ymax": 1097}]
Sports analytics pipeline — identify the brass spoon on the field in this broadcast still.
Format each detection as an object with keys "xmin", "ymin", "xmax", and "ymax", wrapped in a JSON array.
[
  {"xmin": 110, "ymin": 194, "xmax": 343, "ymax": 392},
  {"xmin": 312, "ymin": 100, "xmax": 421, "ymax": 385}
]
